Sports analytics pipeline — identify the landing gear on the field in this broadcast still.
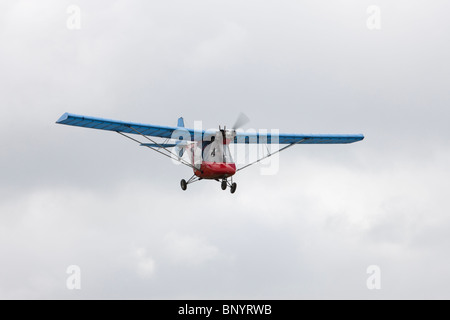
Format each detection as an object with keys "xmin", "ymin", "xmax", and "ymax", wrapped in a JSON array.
[
  {"xmin": 180, "ymin": 179, "xmax": 187, "ymax": 191},
  {"xmin": 219, "ymin": 178, "xmax": 237, "ymax": 194},
  {"xmin": 181, "ymin": 175, "xmax": 237, "ymax": 193},
  {"xmin": 180, "ymin": 175, "xmax": 201, "ymax": 191}
]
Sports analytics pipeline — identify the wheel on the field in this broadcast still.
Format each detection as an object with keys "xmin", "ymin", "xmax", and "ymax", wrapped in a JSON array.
[
  {"xmin": 230, "ymin": 182, "xmax": 237, "ymax": 194},
  {"xmin": 180, "ymin": 179, "xmax": 187, "ymax": 191},
  {"xmin": 221, "ymin": 180, "xmax": 227, "ymax": 190}
]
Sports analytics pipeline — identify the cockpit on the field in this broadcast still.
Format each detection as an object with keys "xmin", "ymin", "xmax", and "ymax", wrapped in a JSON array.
[{"xmin": 202, "ymin": 135, "xmax": 234, "ymax": 163}]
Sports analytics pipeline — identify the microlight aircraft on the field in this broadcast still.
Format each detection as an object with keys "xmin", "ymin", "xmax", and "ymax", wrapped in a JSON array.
[{"xmin": 56, "ymin": 113, "xmax": 363, "ymax": 194}]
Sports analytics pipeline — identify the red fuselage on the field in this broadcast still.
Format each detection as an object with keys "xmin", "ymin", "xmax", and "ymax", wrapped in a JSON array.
[
  {"xmin": 194, "ymin": 161, "xmax": 236, "ymax": 179},
  {"xmin": 189, "ymin": 130, "xmax": 236, "ymax": 180}
]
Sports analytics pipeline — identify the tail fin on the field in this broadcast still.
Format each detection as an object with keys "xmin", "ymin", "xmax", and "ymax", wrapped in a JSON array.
[{"xmin": 177, "ymin": 117, "xmax": 184, "ymax": 127}]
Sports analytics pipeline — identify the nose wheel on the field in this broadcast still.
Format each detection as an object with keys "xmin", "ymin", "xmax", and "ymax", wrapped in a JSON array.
[{"xmin": 220, "ymin": 178, "xmax": 237, "ymax": 194}]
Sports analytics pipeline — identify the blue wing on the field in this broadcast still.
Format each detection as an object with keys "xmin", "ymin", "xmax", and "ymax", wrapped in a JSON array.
[
  {"xmin": 56, "ymin": 113, "xmax": 364, "ymax": 144},
  {"xmin": 56, "ymin": 113, "xmax": 202, "ymax": 140},
  {"xmin": 233, "ymin": 132, "xmax": 364, "ymax": 144}
]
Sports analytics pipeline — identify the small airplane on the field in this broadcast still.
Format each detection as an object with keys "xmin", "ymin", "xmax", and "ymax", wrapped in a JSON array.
[{"xmin": 56, "ymin": 113, "xmax": 364, "ymax": 193}]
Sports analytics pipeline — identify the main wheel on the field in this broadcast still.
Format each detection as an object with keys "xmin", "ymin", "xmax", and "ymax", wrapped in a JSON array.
[
  {"xmin": 221, "ymin": 180, "xmax": 227, "ymax": 190},
  {"xmin": 230, "ymin": 182, "xmax": 237, "ymax": 194},
  {"xmin": 180, "ymin": 179, "xmax": 187, "ymax": 191}
]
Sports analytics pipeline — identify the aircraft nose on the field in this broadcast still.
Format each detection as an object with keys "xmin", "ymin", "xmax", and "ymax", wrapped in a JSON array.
[
  {"xmin": 223, "ymin": 163, "xmax": 236, "ymax": 175},
  {"xmin": 208, "ymin": 162, "xmax": 236, "ymax": 175}
]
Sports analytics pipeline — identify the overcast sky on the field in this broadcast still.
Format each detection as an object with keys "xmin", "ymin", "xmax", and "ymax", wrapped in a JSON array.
[{"xmin": 1, "ymin": 0, "xmax": 450, "ymax": 299}]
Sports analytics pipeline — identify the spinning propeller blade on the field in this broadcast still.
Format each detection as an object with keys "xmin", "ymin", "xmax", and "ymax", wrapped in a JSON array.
[{"xmin": 232, "ymin": 112, "xmax": 250, "ymax": 130}]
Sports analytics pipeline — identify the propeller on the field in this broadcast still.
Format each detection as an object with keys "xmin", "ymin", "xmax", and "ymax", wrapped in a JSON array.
[
  {"xmin": 215, "ymin": 113, "xmax": 250, "ymax": 162},
  {"xmin": 217, "ymin": 113, "xmax": 250, "ymax": 143},
  {"xmin": 232, "ymin": 112, "xmax": 250, "ymax": 130}
]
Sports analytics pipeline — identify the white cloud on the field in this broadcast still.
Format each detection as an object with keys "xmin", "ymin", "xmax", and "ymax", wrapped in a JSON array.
[
  {"xmin": 163, "ymin": 232, "xmax": 220, "ymax": 267},
  {"xmin": 184, "ymin": 21, "xmax": 248, "ymax": 69},
  {"xmin": 133, "ymin": 248, "xmax": 156, "ymax": 279}
]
